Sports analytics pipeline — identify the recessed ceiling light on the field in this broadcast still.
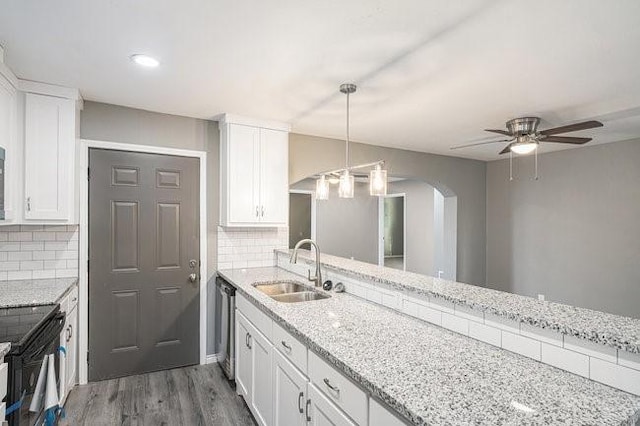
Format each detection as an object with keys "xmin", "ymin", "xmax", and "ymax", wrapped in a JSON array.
[{"xmin": 130, "ymin": 54, "xmax": 159, "ymax": 68}]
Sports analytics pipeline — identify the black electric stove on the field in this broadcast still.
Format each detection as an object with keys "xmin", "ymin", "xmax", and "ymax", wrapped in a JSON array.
[{"xmin": 1, "ymin": 304, "xmax": 65, "ymax": 426}]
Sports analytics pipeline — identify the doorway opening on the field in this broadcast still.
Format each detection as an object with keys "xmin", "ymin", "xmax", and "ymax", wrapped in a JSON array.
[
  {"xmin": 289, "ymin": 190, "xmax": 315, "ymax": 248},
  {"xmin": 378, "ymin": 194, "xmax": 406, "ymax": 271}
]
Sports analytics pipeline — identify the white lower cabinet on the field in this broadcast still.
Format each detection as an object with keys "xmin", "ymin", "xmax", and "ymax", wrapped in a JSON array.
[
  {"xmin": 236, "ymin": 311, "xmax": 273, "ymax": 426},
  {"xmin": 273, "ymin": 350, "xmax": 307, "ymax": 426},
  {"xmin": 58, "ymin": 286, "xmax": 78, "ymax": 405},
  {"xmin": 307, "ymin": 384, "xmax": 356, "ymax": 426},
  {"xmin": 236, "ymin": 293, "xmax": 404, "ymax": 426}
]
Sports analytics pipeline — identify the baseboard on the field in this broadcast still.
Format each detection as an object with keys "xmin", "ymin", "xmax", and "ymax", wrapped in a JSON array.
[{"xmin": 205, "ymin": 353, "xmax": 223, "ymax": 364}]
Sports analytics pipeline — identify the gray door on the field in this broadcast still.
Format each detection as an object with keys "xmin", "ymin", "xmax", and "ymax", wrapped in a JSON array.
[{"xmin": 89, "ymin": 148, "xmax": 200, "ymax": 381}]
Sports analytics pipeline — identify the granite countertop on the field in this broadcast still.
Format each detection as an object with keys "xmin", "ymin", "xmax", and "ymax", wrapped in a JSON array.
[
  {"xmin": 0, "ymin": 342, "xmax": 10, "ymax": 358},
  {"xmin": 219, "ymin": 266, "xmax": 640, "ymax": 426},
  {"xmin": 0, "ymin": 277, "xmax": 78, "ymax": 309},
  {"xmin": 276, "ymin": 249, "xmax": 640, "ymax": 355}
]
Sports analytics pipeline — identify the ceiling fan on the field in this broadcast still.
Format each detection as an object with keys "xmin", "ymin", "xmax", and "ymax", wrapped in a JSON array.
[{"xmin": 451, "ymin": 117, "xmax": 604, "ymax": 155}]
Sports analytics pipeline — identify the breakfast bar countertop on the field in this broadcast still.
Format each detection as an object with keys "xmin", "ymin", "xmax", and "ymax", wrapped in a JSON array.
[{"xmin": 219, "ymin": 266, "xmax": 640, "ymax": 426}]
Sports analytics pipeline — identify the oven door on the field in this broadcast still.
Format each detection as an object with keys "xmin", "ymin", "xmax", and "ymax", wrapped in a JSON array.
[{"xmin": 7, "ymin": 313, "xmax": 64, "ymax": 426}]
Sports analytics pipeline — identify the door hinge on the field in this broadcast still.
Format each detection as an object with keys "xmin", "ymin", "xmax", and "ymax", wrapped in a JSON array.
[
  {"xmin": 87, "ymin": 167, "xmax": 91, "ymax": 180},
  {"xmin": 87, "ymin": 351, "xmax": 90, "ymax": 365},
  {"xmin": 87, "ymin": 259, "xmax": 90, "ymax": 273}
]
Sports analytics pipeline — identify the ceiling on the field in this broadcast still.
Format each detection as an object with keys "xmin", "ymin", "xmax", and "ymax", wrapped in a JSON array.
[{"xmin": 2, "ymin": 0, "xmax": 639, "ymax": 160}]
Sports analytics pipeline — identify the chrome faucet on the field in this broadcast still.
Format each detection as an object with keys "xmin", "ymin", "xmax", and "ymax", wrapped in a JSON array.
[{"xmin": 290, "ymin": 239, "xmax": 323, "ymax": 287}]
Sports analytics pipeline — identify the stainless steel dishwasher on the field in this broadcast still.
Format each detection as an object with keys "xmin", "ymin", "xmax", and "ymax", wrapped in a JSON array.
[{"xmin": 217, "ymin": 276, "xmax": 236, "ymax": 380}]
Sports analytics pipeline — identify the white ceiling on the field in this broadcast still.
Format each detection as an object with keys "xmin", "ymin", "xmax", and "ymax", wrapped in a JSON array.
[{"xmin": 2, "ymin": 0, "xmax": 639, "ymax": 160}]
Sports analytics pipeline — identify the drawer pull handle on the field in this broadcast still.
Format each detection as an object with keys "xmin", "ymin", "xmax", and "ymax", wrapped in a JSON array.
[
  {"xmin": 66, "ymin": 324, "xmax": 73, "ymax": 342},
  {"xmin": 305, "ymin": 398, "xmax": 311, "ymax": 421},
  {"xmin": 281, "ymin": 341, "xmax": 292, "ymax": 352},
  {"xmin": 297, "ymin": 391, "xmax": 304, "ymax": 413},
  {"xmin": 245, "ymin": 332, "xmax": 250, "ymax": 348},
  {"xmin": 323, "ymin": 378, "xmax": 340, "ymax": 394}
]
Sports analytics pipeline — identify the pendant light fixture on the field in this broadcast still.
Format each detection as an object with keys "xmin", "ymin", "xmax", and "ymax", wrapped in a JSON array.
[
  {"xmin": 338, "ymin": 83, "xmax": 356, "ymax": 198},
  {"xmin": 315, "ymin": 175, "xmax": 329, "ymax": 200},
  {"xmin": 313, "ymin": 83, "xmax": 388, "ymax": 200},
  {"xmin": 369, "ymin": 163, "xmax": 388, "ymax": 196}
]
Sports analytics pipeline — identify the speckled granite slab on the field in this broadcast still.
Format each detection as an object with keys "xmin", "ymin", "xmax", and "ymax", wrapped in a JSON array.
[
  {"xmin": 219, "ymin": 267, "xmax": 640, "ymax": 426},
  {"xmin": 0, "ymin": 342, "xmax": 10, "ymax": 358},
  {"xmin": 276, "ymin": 249, "xmax": 640, "ymax": 355},
  {"xmin": 219, "ymin": 267, "xmax": 640, "ymax": 425},
  {"xmin": 0, "ymin": 277, "xmax": 78, "ymax": 308}
]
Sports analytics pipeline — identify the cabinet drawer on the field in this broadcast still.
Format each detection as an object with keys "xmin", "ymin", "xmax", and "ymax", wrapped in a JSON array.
[
  {"xmin": 237, "ymin": 293, "xmax": 273, "ymax": 341},
  {"xmin": 0, "ymin": 362, "xmax": 7, "ymax": 400},
  {"xmin": 273, "ymin": 321, "xmax": 307, "ymax": 374},
  {"xmin": 370, "ymin": 398, "xmax": 407, "ymax": 426},
  {"xmin": 308, "ymin": 351, "xmax": 367, "ymax": 425}
]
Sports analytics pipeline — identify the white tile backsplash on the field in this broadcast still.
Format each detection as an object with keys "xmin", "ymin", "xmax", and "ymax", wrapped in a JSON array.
[
  {"xmin": 501, "ymin": 331, "xmax": 541, "ymax": 360},
  {"xmin": 469, "ymin": 321, "xmax": 502, "ymax": 346},
  {"xmin": 590, "ymin": 358, "xmax": 640, "ymax": 395},
  {"xmin": 541, "ymin": 343, "xmax": 589, "ymax": 377},
  {"xmin": 0, "ymin": 225, "xmax": 79, "ymax": 281},
  {"xmin": 216, "ymin": 226, "xmax": 288, "ymax": 270},
  {"xmin": 618, "ymin": 350, "xmax": 640, "ymax": 371},
  {"xmin": 564, "ymin": 335, "xmax": 617, "ymax": 363}
]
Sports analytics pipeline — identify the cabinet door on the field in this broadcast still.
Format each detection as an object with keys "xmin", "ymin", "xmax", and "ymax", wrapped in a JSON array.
[
  {"xmin": 369, "ymin": 398, "xmax": 407, "ymax": 426},
  {"xmin": 0, "ymin": 76, "xmax": 16, "ymax": 221},
  {"xmin": 273, "ymin": 349, "xmax": 307, "ymax": 426},
  {"xmin": 24, "ymin": 93, "xmax": 75, "ymax": 220},
  {"xmin": 251, "ymin": 325, "xmax": 273, "ymax": 426},
  {"xmin": 228, "ymin": 124, "xmax": 260, "ymax": 224},
  {"xmin": 236, "ymin": 311, "xmax": 253, "ymax": 400},
  {"xmin": 64, "ymin": 306, "xmax": 78, "ymax": 397},
  {"xmin": 307, "ymin": 384, "xmax": 356, "ymax": 426},
  {"xmin": 259, "ymin": 128, "xmax": 288, "ymax": 225}
]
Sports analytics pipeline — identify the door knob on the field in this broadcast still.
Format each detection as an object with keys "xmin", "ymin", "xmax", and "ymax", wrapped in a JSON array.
[{"xmin": 188, "ymin": 273, "xmax": 198, "ymax": 283}]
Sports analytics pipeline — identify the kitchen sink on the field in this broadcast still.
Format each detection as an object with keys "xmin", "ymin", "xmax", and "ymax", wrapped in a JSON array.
[
  {"xmin": 254, "ymin": 281, "xmax": 309, "ymax": 296},
  {"xmin": 253, "ymin": 281, "xmax": 330, "ymax": 303},
  {"xmin": 270, "ymin": 291, "xmax": 330, "ymax": 303}
]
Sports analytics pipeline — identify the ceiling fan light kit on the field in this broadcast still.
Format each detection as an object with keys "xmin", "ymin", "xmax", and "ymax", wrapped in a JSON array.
[
  {"xmin": 450, "ymin": 116, "xmax": 603, "ymax": 181},
  {"xmin": 314, "ymin": 83, "xmax": 389, "ymax": 200}
]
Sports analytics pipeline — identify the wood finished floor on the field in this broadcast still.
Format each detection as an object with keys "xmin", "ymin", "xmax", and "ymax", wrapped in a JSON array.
[{"xmin": 61, "ymin": 364, "xmax": 256, "ymax": 426}]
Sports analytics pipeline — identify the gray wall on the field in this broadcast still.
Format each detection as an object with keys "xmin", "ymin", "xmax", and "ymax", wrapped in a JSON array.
[
  {"xmin": 314, "ymin": 181, "xmax": 379, "ymax": 264},
  {"xmin": 389, "ymin": 180, "xmax": 434, "ymax": 275},
  {"xmin": 81, "ymin": 101, "xmax": 221, "ymax": 355},
  {"xmin": 289, "ymin": 133, "xmax": 486, "ymax": 285},
  {"xmin": 486, "ymin": 139, "xmax": 640, "ymax": 318}
]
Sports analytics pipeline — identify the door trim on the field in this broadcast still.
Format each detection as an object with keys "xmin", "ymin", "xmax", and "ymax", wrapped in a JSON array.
[{"xmin": 78, "ymin": 139, "xmax": 208, "ymax": 384}]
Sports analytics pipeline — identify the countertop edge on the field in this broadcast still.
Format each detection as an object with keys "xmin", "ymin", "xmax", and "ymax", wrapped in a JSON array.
[{"xmin": 275, "ymin": 250, "xmax": 640, "ymax": 355}]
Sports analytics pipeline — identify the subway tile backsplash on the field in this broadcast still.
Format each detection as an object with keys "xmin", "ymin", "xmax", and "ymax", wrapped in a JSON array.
[
  {"xmin": 0, "ymin": 225, "xmax": 79, "ymax": 280},
  {"xmin": 217, "ymin": 226, "xmax": 288, "ymax": 270}
]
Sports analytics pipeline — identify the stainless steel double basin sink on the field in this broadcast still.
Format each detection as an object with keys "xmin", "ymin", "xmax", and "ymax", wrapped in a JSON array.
[{"xmin": 253, "ymin": 281, "xmax": 330, "ymax": 303}]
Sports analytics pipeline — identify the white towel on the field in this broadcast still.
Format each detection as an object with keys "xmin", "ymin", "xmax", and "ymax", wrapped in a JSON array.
[
  {"xmin": 45, "ymin": 354, "xmax": 59, "ymax": 411},
  {"xmin": 28, "ymin": 354, "xmax": 60, "ymax": 414},
  {"xmin": 29, "ymin": 355, "xmax": 49, "ymax": 413}
]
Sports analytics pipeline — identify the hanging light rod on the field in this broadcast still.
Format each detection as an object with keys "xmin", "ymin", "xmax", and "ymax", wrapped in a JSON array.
[{"xmin": 314, "ymin": 160, "xmax": 386, "ymax": 178}]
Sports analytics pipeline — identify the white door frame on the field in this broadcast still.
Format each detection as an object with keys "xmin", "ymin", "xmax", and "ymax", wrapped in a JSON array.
[
  {"xmin": 77, "ymin": 139, "xmax": 208, "ymax": 384},
  {"xmin": 378, "ymin": 193, "xmax": 407, "ymax": 271},
  {"xmin": 288, "ymin": 189, "xmax": 316, "ymax": 242}
]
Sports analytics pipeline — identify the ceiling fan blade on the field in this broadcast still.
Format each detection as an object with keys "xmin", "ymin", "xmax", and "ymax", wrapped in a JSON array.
[
  {"xmin": 542, "ymin": 136, "xmax": 592, "ymax": 144},
  {"xmin": 450, "ymin": 139, "xmax": 510, "ymax": 150},
  {"xmin": 499, "ymin": 144, "xmax": 513, "ymax": 155},
  {"xmin": 485, "ymin": 129, "xmax": 511, "ymax": 136},
  {"xmin": 540, "ymin": 120, "xmax": 603, "ymax": 136}
]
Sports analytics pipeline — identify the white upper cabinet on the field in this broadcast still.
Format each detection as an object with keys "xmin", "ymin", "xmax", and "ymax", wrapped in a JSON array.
[
  {"xmin": 24, "ymin": 93, "xmax": 76, "ymax": 221},
  {"xmin": 0, "ymin": 59, "xmax": 18, "ymax": 222},
  {"xmin": 0, "ymin": 54, "xmax": 81, "ymax": 225},
  {"xmin": 219, "ymin": 114, "xmax": 289, "ymax": 227}
]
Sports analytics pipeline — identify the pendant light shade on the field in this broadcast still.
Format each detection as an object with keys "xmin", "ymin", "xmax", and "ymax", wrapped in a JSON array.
[
  {"xmin": 315, "ymin": 175, "xmax": 330, "ymax": 200},
  {"xmin": 369, "ymin": 163, "xmax": 388, "ymax": 196},
  {"xmin": 338, "ymin": 170, "xmax": 354, "ymax": 198}
]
